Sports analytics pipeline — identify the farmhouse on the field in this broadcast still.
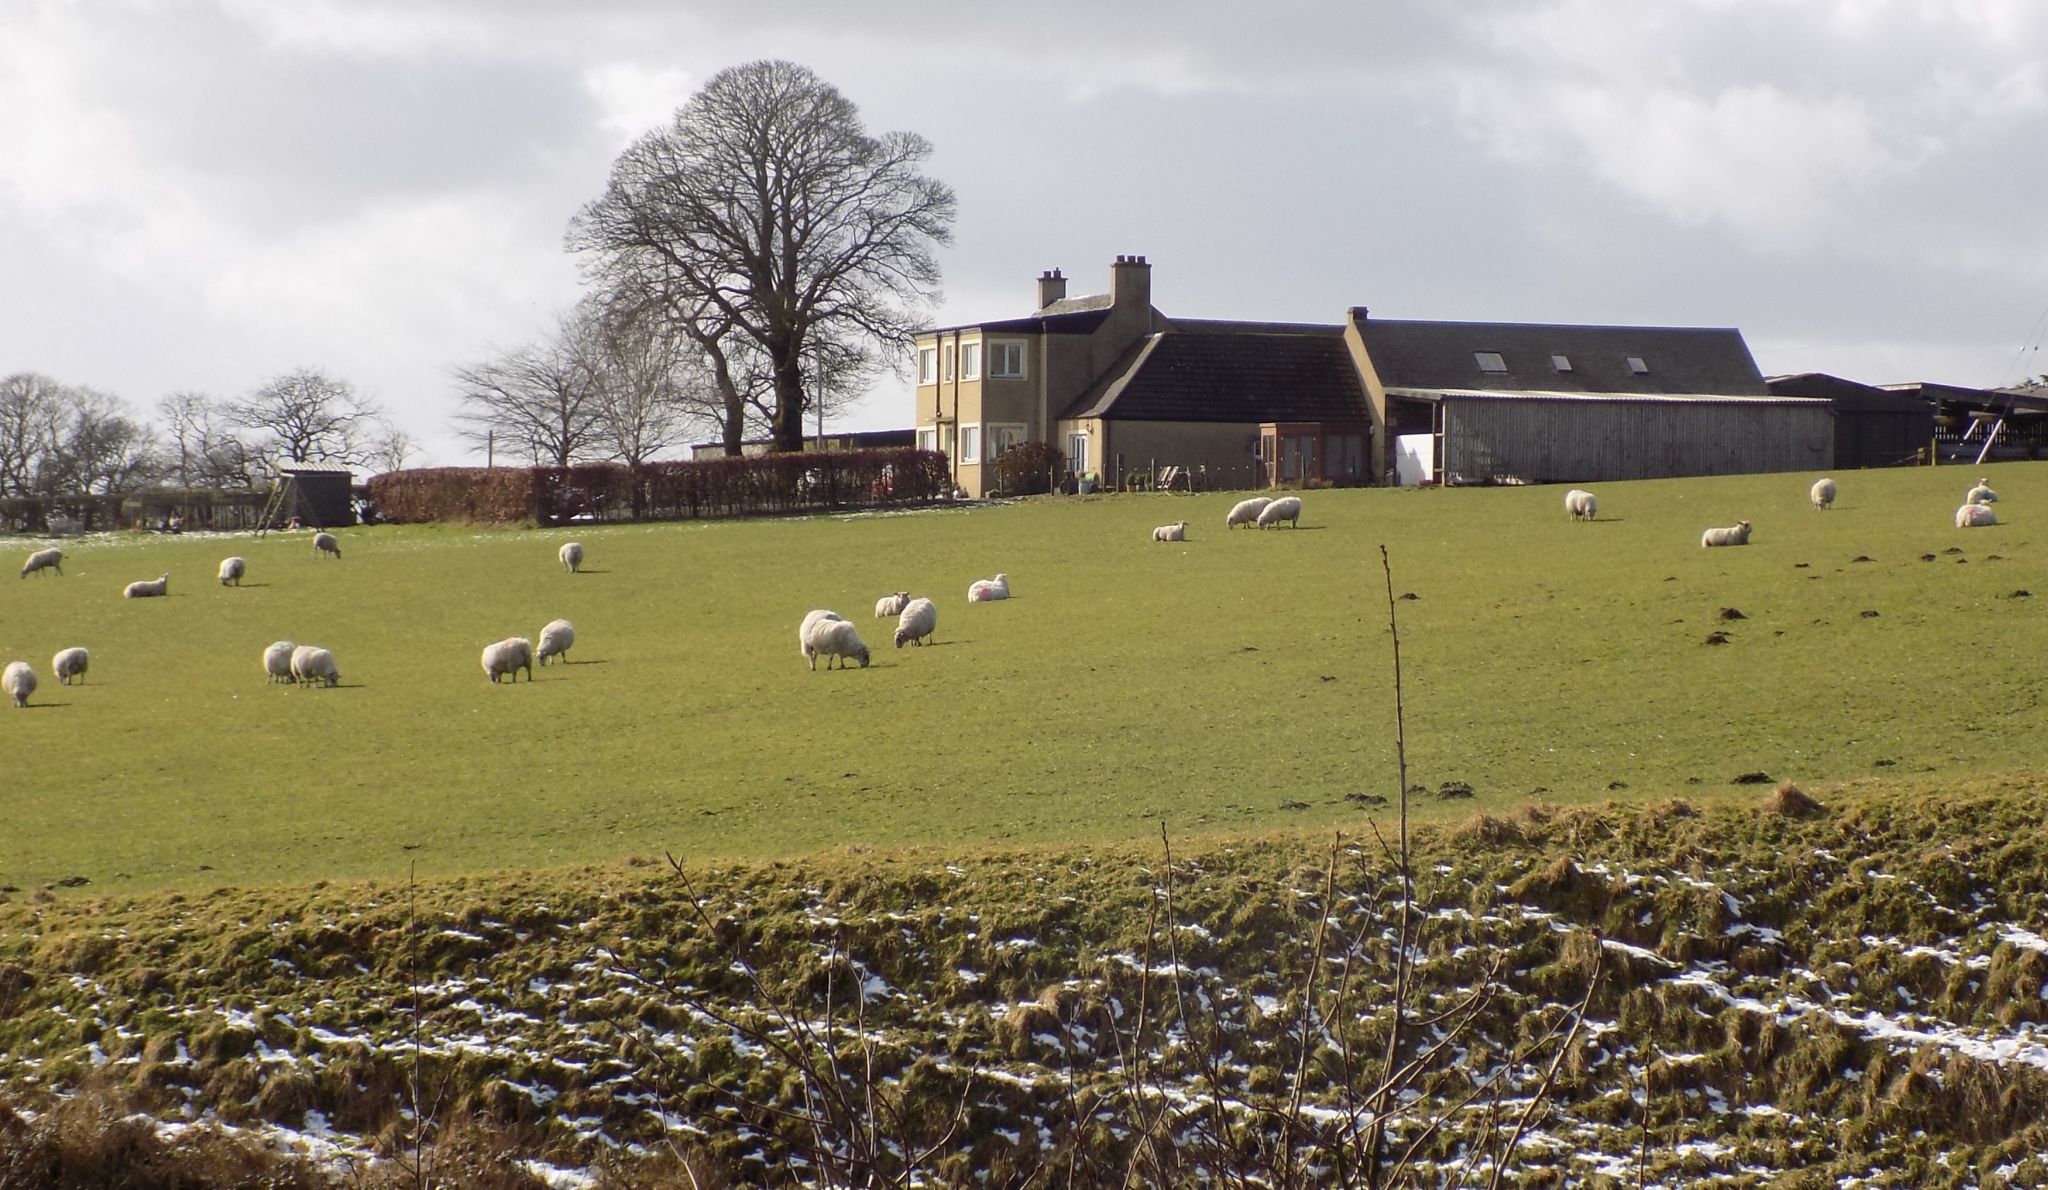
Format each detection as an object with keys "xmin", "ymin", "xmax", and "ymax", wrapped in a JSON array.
[{"xmin": 911, "ymin": 257, "xmax": 1836, "ymax": 493}]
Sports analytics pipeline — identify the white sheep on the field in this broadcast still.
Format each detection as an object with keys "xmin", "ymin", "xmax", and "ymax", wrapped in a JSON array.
[
  {"xmin": 1257, "ymin": 495, "xmax": 1303, "ymax": 528},
  {"xmin": 1957, "ymin": 502, "xmax": 1998, "ymax": 528},
  {"xmin": 894, "ymin": 597, "xmax": 937, "ymax": 648},
  {"xmin": 482, "ymin": 637, "xmax": 534, "ymax": 683},
  {"xmin": 537, "ymin": 618, "xmax": 575, "ymax": 666},
  {"xmin": 124, "ymin": 573, "xmax": 170, "ymax": 598},
  {"xmin": 1564, "ymin": 489, "xmax": 1597, "ymax": 521},
  {"xmin": 967, "ymin": 573, "xmax": 1010, "ymax": 602},
  {"xmin": 1225, "ymin": 497, "xmax": 1270, "ymax": 530},
  {"xmin": 874, "ymin": 591, "xmax": 911, "ymax": 618},
  {"xmin": 3, "ymin": 661, "xmax": 35, "ymax": 708},
  {"xmin": 290, "ymin": 644, "xmax": 340, "ymax": 688},
  {"xmin": 1966, "ymin": 478, "xmax": 1998, "ymax": 505},
  {"xmin": 20, "ymin": 547, "xmax": 62, "ymax": 578},
  {"xmin": 264, "ymin": 640, "xmax": 297, "ymax": 684},
  {"xmin": 1809, "ymin": 478, "xmax": 1836, "ymax": 510},
  {"xmin": 314, "ymin": 532, "xmax": 341, "ymax": 559},
  {"xmin": 559, "ymin": 541, "xmax": 584, "ymax": 573},
  {"xmin": 805, "ymin": 618, "xmax": 870, "ymax": 670},
  {"xmin": 219, "ymin": 556, "xmax": 246, "ymax": 586},
  {"xmin": 52, "ymin": 647, "xmax": 88, "ymax": 686},
  {"xmin": 800, "ymin": 609, "xmax": 844, "ymax": 660},
  {"xmin": 1152, "ymin": 521, "xmax": 1189, "ymax": 542},
  {"xmin": 1700, "ymin": 521, "xmax": 1753, "ymax": 548}
]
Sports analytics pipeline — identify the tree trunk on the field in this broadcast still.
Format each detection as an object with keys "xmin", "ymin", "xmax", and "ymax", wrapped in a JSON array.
[{"xmin": 769, "ymin": 352, "xmax": 806, "ymax": 454}]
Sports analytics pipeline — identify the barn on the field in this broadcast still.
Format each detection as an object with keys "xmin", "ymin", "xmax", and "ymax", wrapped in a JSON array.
[{"xmin": 1767, "ymin": 373, "xmax": 1935, "ymax": 468}]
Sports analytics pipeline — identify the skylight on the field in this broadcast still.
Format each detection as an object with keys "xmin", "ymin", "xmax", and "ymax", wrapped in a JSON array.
[
  {"xmin": 1626, "ymin": 356, "xmax": 1649, "ymax": 375},
  {"xmin": 1551, "ymin": 355, "xmax": 1572, "ymax": 372},
  {"xmin": 1475, "ymin": 351, "xmax": 1507, "ymax": 373}
]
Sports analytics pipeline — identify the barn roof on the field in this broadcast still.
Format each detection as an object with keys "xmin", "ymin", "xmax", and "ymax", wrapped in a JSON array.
[
  {"xmin": 1062, "ymin": 329, "xmax": 1369, "ymax": 423},
  {"xmin": 1355, "ymin": 315, "xmax": 1769, "ymax": 397},
  {"xmin": 1767, "ymin": 372, "xmax": 1934, "ymax": 413},
  {"xmin": 276, "ymin": 462, "xmax": 355, "ymax": 476}
]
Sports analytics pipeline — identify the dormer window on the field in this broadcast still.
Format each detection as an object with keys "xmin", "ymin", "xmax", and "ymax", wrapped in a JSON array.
[
  {"xmin": 1474, "ymin": 351, "xmax": 1507, "ymax": 373},
  {"xmin": 1626, "ymin": 356, "xmax": 1649, "ymax": 375},
  {"xmin": 1551, "ymin": 355, "xmax": 1573, "ymax": 373}
]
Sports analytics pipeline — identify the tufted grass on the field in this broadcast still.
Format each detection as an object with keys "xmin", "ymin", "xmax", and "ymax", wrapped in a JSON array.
[{"xmin": 2, "ymin": 460, "xmax": 2044, "ymax": 892}]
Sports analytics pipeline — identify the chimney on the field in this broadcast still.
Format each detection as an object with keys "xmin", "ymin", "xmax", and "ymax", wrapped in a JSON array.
[
  {"xmin": 1037, "ymin": 268, "xmax": 1066, "ymax": 309},
  {"xmin": 1351, "ymin": 305, "xmax": 1369, "ymax": 323},
  {"xmin": 1110, "ymin": 254, "xmax": 1151, "ymax": 314}
]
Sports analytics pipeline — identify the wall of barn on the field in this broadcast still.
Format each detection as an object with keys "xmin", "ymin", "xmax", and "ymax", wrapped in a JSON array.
[{"xmin": 1439, "ymin": 399, "xmax": 1834, "ymax": 483}]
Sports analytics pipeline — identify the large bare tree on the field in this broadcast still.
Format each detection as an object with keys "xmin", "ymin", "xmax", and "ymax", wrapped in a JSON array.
[
  {"xmin": 451, "ymin": 314, "xmax": 605, "ymax": 467},
  {"xmin": 229, "ymin": 368, "xmax": 384, "ymax": 467},
  {"xmin": 568, "ymin": 59, "xmax": 955, "ymax": 453},
  {"xmin": 0, "ymin": 373, "xmax": 65, "ymax": 497},
  {"xmin": 157, "ymin": 392, "xmax": 260, "ymax": 489}
]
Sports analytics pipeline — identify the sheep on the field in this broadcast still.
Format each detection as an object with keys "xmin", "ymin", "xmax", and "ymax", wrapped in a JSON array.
[
  {"xmin": 52, "ymin": 647, "xmax": 88, "ymax": 686},
  {"xmin": 1152, "ymin": 521, "xmax": 1189, "ymax": 542},
  {"xmin": 20, "ymin": 547, "xmax": 62, "ymax": 578},
  {"xmin": 264, "ymin": 640, "xmax": 298, "ymax": 684},
  {"xmin": 559, "ymin": 541, "xmax": 584, "ymax": 573},
  {"xmin": 314, "ymin": 532, "xmax": 341, "ymax": 559},
  {"xmin": 537, "ymin": 618, "xmax": 575, "ymax": 666},
  {"xmin": 1809, "ymin": 478, "xmax": 1836, "ymax": 510},
  {"xmin": 290, "ymin": 645, "xmax": 340, "ymax": 688},
  {"xmin": 124, "ymin": 573, "xmax": 170, "ymax": 598},
  {"xmin": 800, "ymin": 609, "xmax": 844, "ymax": 659},
  {"xmin": 482, "ymin": 637, "xmax": 535, "ymax": 684},
  {"xmin": 894, "ymin": 597, "xmax": 937, "ymax": 648},
  {"xmin": 1226, "ymin": 497, "xmax": 1271, "ymax": 530},
  {"xmin": 967, "ymin": 573, "xmax": 1010, "ymax": 602},
  {"xmin": 1564, "ymin": 489, "xmax": 1597, "ymax": 521},
  {"xmin": 805, "ymin": 618, "xmax": 870, "ymax": 670},
  {"xmin": 1957, "ymin": 502, "xmax": 1998, "ymax": 528},
  {"xmin": 1257, "ymin": 496, "xmax": 1303, "ymax": 529},
  {"xmin": 3, "ymin": 661, "xmax": 34, "ymax": 708},
  {"xmin": 1966, "ymin": 478, "xmax": 1998, "ymax": 505},
  {"xmin": 874, "ymin": 591, "xmax": 911, "ymax": 618},
  {"xmin": 219, "ymin": 556, "xmax": 246, "ymax": 586},
  {"xmin": 1700, "ymin": 521, "xmax": 1753, "ymax": 548}
]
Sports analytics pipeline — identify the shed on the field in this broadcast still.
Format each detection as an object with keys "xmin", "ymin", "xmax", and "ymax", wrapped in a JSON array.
[
  {"xmin": 267, "ymin": 463, "xmax": 355, "ymax": 529},
  {"xmin": 1767, "ymin": 373, "xmax": 1934, "ymax": 468}
]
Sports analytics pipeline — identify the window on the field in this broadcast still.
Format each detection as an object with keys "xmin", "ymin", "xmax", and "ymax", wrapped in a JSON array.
[
  {"xmin": 941, "ymin": 344, "xmax": 954, "ymax": 381},
  {"xmin": 1067, "ymin": 432, "xmax": 1089, "ymax": 475},
  {"xmin": 987, "ymin": 423, "xmax": 1025, "ymax": 458},
  {"xmin": 1626, "ymin": 356, "xmax": 1649, "ymax": 375},
  {"xmin": 917, "ymin": 428, "xmax": 937, "ymax": 453},
  {"xmin": 990, "ymin": 341, "xmax": 1026, "ymax": 379},
  {"xmin": 917, "ymin": 347, "xmax": 937, "ymax": 384},
  {"xmin": 1474, "ymin": 351, "xmax": 1507, "ymax": 373},
  {"xmin": 960, "ymin": 424, "xmax": 980, "ymax": 465},
  {"xmin": 960, "ymin": 342, "xmax": 982, "ymax": 381},
  {"xmin": 1551, "ymin": 354, "xmax": 1573, "ymax": 372}
]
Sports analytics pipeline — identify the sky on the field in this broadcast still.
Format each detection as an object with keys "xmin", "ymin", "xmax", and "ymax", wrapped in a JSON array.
[{"xmin": 5, "ymin": 0, "xmax": 2048, "ymax": 467}]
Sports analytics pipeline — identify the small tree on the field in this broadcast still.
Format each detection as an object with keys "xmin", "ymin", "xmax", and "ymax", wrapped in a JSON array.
[{"xmin": 451, "ymin": 314, "xmax": 605, "ymax": 467}]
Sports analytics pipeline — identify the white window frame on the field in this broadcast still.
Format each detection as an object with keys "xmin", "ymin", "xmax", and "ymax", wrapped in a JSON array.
[
  {"xmin": 960, "ymin": 342, "xmax": 982, "ymax": 381},
  {"xmin": 941, "ymin": 343, "xmax": 954, "ymax": 381},
  {"xmin": 959, "ymin": 424, "xmax": 981, "ymax": 466},
  {"xmin": 917, "ymin": 347, "xmax": 937, "ymax": 385},
  {"xmin": 1067, "ymin": 432, "xmax": 1089, "ymax": 475},
  {"xmin": 990, "ymin": 340, "xmax": 1027, "ymax": 380},
  {"xmin": 986, "ymin": 422, "xmax": 1026, "ymax": 459},
  {"xmin": 916, "ymin": 428, "xmax": 937, "ymax": 453}
]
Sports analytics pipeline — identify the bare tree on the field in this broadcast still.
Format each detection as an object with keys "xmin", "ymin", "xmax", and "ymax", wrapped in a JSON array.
[
  {"xmin": 41, "ymin": 388, "xmax": 162, "ymax": 495},
  {"xmin": 367, "ymin": 424, "xmax": 419, "ymax": 474},
  {"xmin": 451, "ymin": 315, "xmax": 604, "ymax": 467},
  {"xmin": 156, "ymin": 392, "xmax": 260, "ymax": 489},
  {"xmin": 569, "ymin": 59, "xmax": 955, "ymax": 453},
  {"xmin": 587, "ymin": 304, "xmax": 708, "ymax": 469},
  {"xmin": 228, "ymin": 368, "xmax": 384, "ymax": 467},
  {"xmin": 0, "ymin": 373, "xmax": 65, "ymax": 497}
]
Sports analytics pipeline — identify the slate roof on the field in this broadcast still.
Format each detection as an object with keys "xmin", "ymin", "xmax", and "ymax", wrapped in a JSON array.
[
  {"xmin": 1061, "ymin": 329, "xmax": 1369, "ymax": 423},
  {"xmin": 1767, "ymin": 372, "xmax": 1933, "ymax": 413},
  {"xmin": 1356, "ymin": 317, "xmax": 1769, "ymax": 397}
]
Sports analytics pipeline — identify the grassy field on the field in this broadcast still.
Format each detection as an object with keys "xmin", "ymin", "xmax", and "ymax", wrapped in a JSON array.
[{"xmin": 3, "ymin": 461, "xmax": 2045, "ymax": 892}]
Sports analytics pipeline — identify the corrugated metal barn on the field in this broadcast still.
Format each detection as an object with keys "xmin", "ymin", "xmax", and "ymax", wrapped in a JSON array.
[{"xmin": 1768, "ymin": 373, "xmax": 1934, "ymax": 468}]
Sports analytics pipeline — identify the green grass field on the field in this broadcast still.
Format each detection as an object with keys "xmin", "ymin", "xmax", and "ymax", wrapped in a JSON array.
[{"xmin": 4, "ymin": 462, "xmax": 2044, "ymax": 893}]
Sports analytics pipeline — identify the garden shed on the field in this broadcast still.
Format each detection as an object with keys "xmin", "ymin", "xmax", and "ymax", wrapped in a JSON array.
[{"xmin": 265, "ymin": 462, "xmax": 355, "ymax": 529}]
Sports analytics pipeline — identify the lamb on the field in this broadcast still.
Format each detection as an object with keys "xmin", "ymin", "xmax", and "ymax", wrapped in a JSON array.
[
  {"xmin": 874, "ymin": 591, "xmax": 911, "ymax": 618},
  {"xmin": 805, "ymin": 618, "xmax": 870, "ymax": 670},
  {"xmin": 967, "ymin": 573, "xmax": 1010, "ymax": 602},
  {"xmin": 1564, "ymin": 489, "xmax": 1597, "ymax": 521},
  {"xmin": 1257, "ymin": 496, "xmax": 1303, "ymax": 529},
  {"xmin": 1700, "ymin": 521, "xmax": 1753, "ymax": 548},
  {"xmin": 290, "ymin": 645, "xmax": 340, "ymax": 688},
  {"xmin": 482, "ymin": 637, "xmax": 535, "ymax": 683},
  {"xmin": 799, "ymin": 609, "xmax": 844, "ymax": 659},
  {"xmin": 314, "ymin": 532, "xmax": 341, "ymax": 559},
  {"xmin": 894, "ymin": 597, "xmax": 937, "ymax": 648},
  {"xmin": 1957, "ymin": 502, "xmax": 1998, "ymax": 528},
  {"xmin": 20, "ymin": 547, "xmax": 62, "ymax": 578},
  {"xmin": 559, "ymin": 541, "xmax": 584, "ymax": 573},
  {"xmin": 124, "ymin": 573, "xmax": 170, "ymax": 598},
  {"xmin": 1809, "ymin": 478, "xmax": 1836, "ymax": 510},
  {"xmin": 1966, "ymin": 478, "xmax": 1998, "ymax": 505},
  {"xmin": 3, "ymin": 661, "xmax": 34, "ymax": 708},
  {"xmin": 1226, "ymin": 497, "xmax": 1271, "ymax": 530},
  {"xmin": 51, "ymin": 647, "xmax": 88, "ymax": 686},
  {"xmin": 264, "ymin": 640, "xmax": 298, "ymax": 684},
  {"xmin": 537, "ymin": 618, "xmax": 575, "ymax": 666},
  {"xmin": 219, "ymin": 556, "xmax": 246, "ymax": 586},
  {"xmin": 1152, "ymin": 521, "xmax": 1189, "ymax": 542}
]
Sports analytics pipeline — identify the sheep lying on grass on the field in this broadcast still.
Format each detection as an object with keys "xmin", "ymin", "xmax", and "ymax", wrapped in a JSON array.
[
  {"xmin": 290, "ymin": 645, "xmax": 340, "ymax": 688},
  {"xmin": 1810, "ymin": 478, "xmax": 1836, "ymax": 510},
  {"xmin": 219, "ymin": 556, "xmax": 246, "ymax": 586},
  {"xmin": 1257, "ymin": 496, "xmax": 1302, "ymax": 528},
  {"xmin": 1967, "ymin": 478, "xmax": 1998, "ymax": 505},
  {"xmin": 264, "ymin": 641, "xmax": 297, "ymax": 684},
  {"xmin": 314, "ymin": 532, "xmax": 341, "ymax": 559},
  {"xmin": 52, "ymin": 647, "xmax": 88, "ymax": 686},
  {"xmin": 968, "ymin": 574, "xmax": 1010, "ymax": 602},
  {"xmin": 537, "ymin": 619, "xmax": 575, "ymax": 666},
  {"xmin": 804, "ymin": 617, "xmax": 870, "ymax": 670},
  {"xmin": 559, "ymin": 542, "xmax": 584, "ymax": 573},
  {"xmin": 124, "ymin": 573, "xmax": 170, "ymax": 598},
  {"xmin": 1225, "ymin": 497, "xmax": 1270, "ymax": 529},
  {"xmin": 20, "ymin": 548, "xmax": 61, "ymax": 578},
  {"xmin": 874, "ymin": 592, "xmax": 910, "ymax": 618},
  {"xmin": 3, "ymin": 661, "xmax": 35, "ymax": 708},
  {"xmin": 482, "ymin": 637, "xmax": 534, "ymax": 683},
  {"xmin": 894, "ymin": 597, "xmax": 937, "ymax": 648},
  {"xmin": 1957, "ymin": 502, "xmax": 1998, "ymax": 528},
  {"xmin": 1564, "ymin": 489, "xmax": 1597, "ymax": 521},
  {"xmin": 1152, "ymin": 521, "xmax": 1188, "ymax": 542},
  {"xmin": 1701, "ymin": 521, "xmax": 1753, "ymax": 548}
]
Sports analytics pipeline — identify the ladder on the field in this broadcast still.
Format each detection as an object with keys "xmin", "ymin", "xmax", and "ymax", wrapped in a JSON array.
[{"xmin": 254, "ymin": 475, "xmax": 323, "ymax": 536}]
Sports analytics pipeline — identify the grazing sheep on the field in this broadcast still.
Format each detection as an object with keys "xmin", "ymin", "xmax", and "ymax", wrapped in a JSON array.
[
  {"xmin": 264, "ymin": 640, "xmax": 298, "ymax": 684},
  {"xmin": 290, "ymin": 645, "xmax": 340, "ymax": 688},
  {"xmin": 1700, "ymin": 521, "xmax": 1753, "ymax": 548},
  {"xmin": 1152, "ymin": 521, "xmax": 1189, "ymax": 542},
  {"xmin": 482, "ymin": 637, "xmax": 535, "ymax": 684},
  {"xmin": 124, "ymin": 573, "xmax": 170, "ymax": 598},
  {"xmin": 20, "ymin": 548, "xmax": 62, "ymax": 578},
  {"xmin": 219, "ymin": 556, "xmax": 246, "ymax": 586},
  {"xmin": 537, "ymin": 618, "xmax": 575, "ymax": 666},
  {"xmin": 1226, "ymin": 497, "xmax": 1271, "ymax": 530},
  {"xmin": 805, "ymin": 618, "xmax": 870, "ymax": 670},
  {"xmin": 1810, "ymin": 478, "xmax": 1836, "ymax": 510},
  {"xmin": 894, "ymin": 597, "xmax": 937, "ymax": 648},
  {"xmin": 51, "ymin": 647, "xmax": 88, "ymax": 686},
  {"xmin": 1564, "ymin": 489, "xmax": 1597, "ymax": 521},
  {"xmin": 967, "ymin": 573, "xmax": 1010, "ymax": 602},
  {"xmin": 1257, "ymin": 496, "xmax": 1303, "ymax": 529},
  {"xmin": 1967, "ymin": 478, "xmax": 1998, "ymax": 505},
  {"xmin": 799, "ymin": 609, "xmax": 844, "ymax": 659},
  {"xmin": 4, "ymin": 661, "xmax": 36, "ymax": 707},
  {"xmin": 314, "ymin": 532, "xmax": 341, "ymax": 559},
  {"xmin": 1958, "ymin": 502, "xmax": 1999, "ymax": 528},
  {"xmin": 559, "ymin": 541, "xmax": 584, "ymax": 573},
  {"xmin": 874, "ymin": 591, "xmax": 911, "ymax": 618}
]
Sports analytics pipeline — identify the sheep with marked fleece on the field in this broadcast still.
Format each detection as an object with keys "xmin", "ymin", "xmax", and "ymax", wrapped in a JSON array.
[
  {"xmin": 968, "ymin": 574, "xmax": 1010, "ymax": 602},
  {"xmin": 1957, "ymin": 502, "xmax": 1998, "ymax": 528}
]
